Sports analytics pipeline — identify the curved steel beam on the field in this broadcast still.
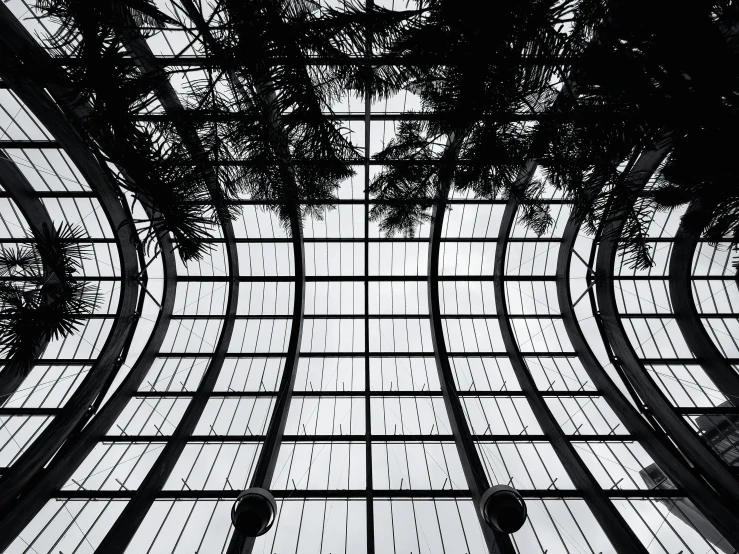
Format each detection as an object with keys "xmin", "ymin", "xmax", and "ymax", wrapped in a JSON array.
[
  {"xmin": 93, "ymin": 209, "xmax": 239, "ymax": 554},
  {"xmin": 168, "ymin": 6, "xmax": 307, "ymax": 553},
  {"xmin": 426, "ymin": 184, "xmax": 515, "ymax": 554},
  {"xmin": 0, "ymin": 4, "xmax": 139, "ymax": 519},
  {"xmin": 557, "ymin": 216, "xmax": 739, "ymax": 548},
  {"xmin": 668, "ymin": 205, "xmax": 739, "ymax": 394},
  {"xmin": 227, "ymin": 212, "xmax": 305, "ymax": 554},
  {"xmin": 0, "ymin": 218, "xmax": 176, "ymax": 551},
  {"xmin": 0, "ymin": 151, "xmax": 56, "ymax": 397},
  {"xmin": 79, "ymin": 33, "xmax": 242, "ymax": 554},
  {"xmin": 594, "ymin": 143, "xmax": 739, "ymax": 513},
  {"xmin": 495, "ymin": 195, "xmax": 649, "ymax": 554}
]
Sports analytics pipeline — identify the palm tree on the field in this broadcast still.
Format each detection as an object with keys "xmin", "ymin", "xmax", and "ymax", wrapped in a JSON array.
[
  {"xmin": 367, "ymin": 0, "xmax": 739, "ymax": 269},
  {"xmin": 175, "ymin": 0, "xmax": 418, "ymax": 227},
  {"xmin": 33, "ymin": 0, "xmax": 232, "ymax": 262},
  {"xmin": 368, "ymin": 0, "xmax": 581, "ymax": 238},
  {"xmin": 0, "ymin": 224, "xmax": 98, "ymax": 397},
  {"xmin": 33, "ymin": 0, "xmax": 739, "ymax": 269},
  {"xmin": 536, "ymin": 0, "xmax": 739, "ymax": 268},
  {"xmin": 30, "ymin": 0, "xmax": 419, "ymax": 256},
  {"xmin": 178, "ymin": 0, "xmax": 348, "ymax": 225}
]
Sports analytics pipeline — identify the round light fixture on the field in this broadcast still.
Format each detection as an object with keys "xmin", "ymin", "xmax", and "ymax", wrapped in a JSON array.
[
  {"xmin": 480, "ymin": 485, "xmax": 527, "ymax": 534},
  {"xmin": 231, "ymin": 487, "xmax": 277, "ymax": 537}
]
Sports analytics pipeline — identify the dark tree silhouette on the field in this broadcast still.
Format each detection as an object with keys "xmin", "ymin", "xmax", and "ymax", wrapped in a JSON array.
[
  {"xmin": 0, "ymin": 224, "xmax": 98, "ymax": 391},
  {"xmin": 34, "ymin": 0, "xmax": 229, "ymax": 261},
  {"xmin": 368, "ymin": 0, "xmax": 739, "ymax": 268},
  {"xmin": 537, "ymin": 0, "xmax": 739, "ymax": 267},
  {"xmin": 28, "ymin": 0, "xmax": 739, "ymax": 267},
  {"xmin": 368, "ymin": 0, "xmax": 581, "ymax": 237},
  {"xmin": 177, "ymin": 0, "xmax": 416, "ymax": 228}
]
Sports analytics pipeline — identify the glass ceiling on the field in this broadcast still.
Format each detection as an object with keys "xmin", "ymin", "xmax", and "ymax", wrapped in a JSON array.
[{"xmin": 0, "ymin": 1, "xmax": 738, "ymax": 553}]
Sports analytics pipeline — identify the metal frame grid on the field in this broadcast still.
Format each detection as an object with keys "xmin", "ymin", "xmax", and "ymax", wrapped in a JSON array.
[{"xmin": 0, "ymin": 1, "xmax": 738, "ymax": 553}]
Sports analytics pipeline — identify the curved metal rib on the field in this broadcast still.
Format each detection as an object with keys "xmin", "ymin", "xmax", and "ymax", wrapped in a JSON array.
[
  {"xmin": 93, "ymin": 220, "xmax": 239, "ymax": 554},
  {"xmin": 426, "ymin": 185, "xmax": 514, "ymax": 554},
  {"xmin": 668, "ymin": 205, "xmax": 739, "ymax": 394},
  {"xmin": 0, "ymin": 151, "xmax": 56, "ymax": 397},
  {"xmin": 0, "ymin": 3, "xmax": 139, "ymax": 519},
  {"xmin": 227, "ymin": 212, "xmax": 305, "ymax": 554},
  {"xmin": 557, "ymin": 215, "xmax": 739, "ymax": 548},
  {"xmin": 74, "ymin": 36, "xmax": 242, "ymax": 554},
  {"xmin": 495, "ymin": 196, "xmax": 649, "ymax": 554},
  {"xmin": 168, "ymin": 6, "xmax": 308, "ymax": 552},
  {"xmin": 594, "ymin": 144, "xmax": 739, "ymax": 513},
  {"xmin": 0, "ymin": 218, "xmax": 176, "ymax": 552}
]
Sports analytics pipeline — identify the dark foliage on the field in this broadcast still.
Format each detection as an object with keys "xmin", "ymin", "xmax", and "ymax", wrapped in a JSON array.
[
  {"xmin": 361, "ymin": 0, "xmax": 739, "ymax": 268},
  {"xmin": 369, "ymin": 121, "xmax": 438, "ymax": 236},
  {"xmin": 32, "ymin": 0, "xmax": 416, "ymax": 255},
  {"xmin": 369, "ymin": 0, "xmax": 577, "ymax": 237},
  {"xmin": 538, "ymin": 0, "xmax": 739, "ymax": 267},
  {"xmin": 28, "ymin": 0, "xmax": 739, "ymax": 268},
  {"xmin": 35, "ymin": 0, "xmax": 226, "ymax": 261},
  {"xmin": 177, "ymin": 0, "xmax": 421, "ymax": 229},
  {"xmin": 0, "ymin": 224, "xmax": 98, "ymax": 369}
]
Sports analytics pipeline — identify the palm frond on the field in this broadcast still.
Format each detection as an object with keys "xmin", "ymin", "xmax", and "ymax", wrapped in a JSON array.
[
  {"xmin": 0, "ymin": 223, "xmax": 99, "ymax": 368},
  {"xmin": 177, "ymin": 0, "xmax": 365, "ymax": 230},
  {"xmin": 369, "ymin": 1, "xmax": 572, "ymax": 239},
  {"xmin": 29, "ymin": 0, "xmax": 227, "ymax": 262},
  {"xmin": 0, "ymin": 246, "xmax": 40, "ymax": 278}
]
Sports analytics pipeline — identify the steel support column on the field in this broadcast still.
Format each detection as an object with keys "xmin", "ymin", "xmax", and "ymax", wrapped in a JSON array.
[
  {"xmin": 87, "ymin": 29, "xmax": 241, "ymax": 554},
  {"xmin": 557, "ymin": 216, "xmax": 739, "ymax": 548},
  {"xmin": 364, "ymin": 7, "xmax": 376, "ymax": 551},
  {"xmin": 495, "ymin": 195, "xmax": 649, "ymax": 554},
  {"xmin": 94, "ymin": 220, "xmax": 239, "ymax": 554},
  {"xmin": 226, "ymin": 212, "xmax": 305, "ymax": 554},
  {"xmin": 173, "ymin": 4, "xmax": 309, "ymax": 550},
  {"xmin": 0, "ymin": 3, "xmax": 139, "ymax": 521}
]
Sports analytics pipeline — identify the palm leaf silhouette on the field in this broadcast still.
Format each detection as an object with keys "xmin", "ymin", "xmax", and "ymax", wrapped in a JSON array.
[{"xmin": 0, "ymin": 223, "xmax": 99, "ymax": 380}]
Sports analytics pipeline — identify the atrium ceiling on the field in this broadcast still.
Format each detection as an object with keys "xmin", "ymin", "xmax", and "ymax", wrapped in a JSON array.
[{"xmin": 0, "ymin": 1, "xmax": 738, "ymax": 553}]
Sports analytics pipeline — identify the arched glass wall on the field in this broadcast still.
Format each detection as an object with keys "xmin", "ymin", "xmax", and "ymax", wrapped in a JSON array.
[{"xmin": 0, "ymin": 1, "xmax": 737, "ymax": 553}]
